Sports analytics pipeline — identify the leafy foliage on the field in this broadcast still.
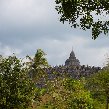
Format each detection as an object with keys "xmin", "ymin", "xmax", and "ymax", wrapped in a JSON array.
[
  {"xmin": 55, "ymin": 0, "xmax": 109, "ymax": 39},
  {"xmin": 43, "ymin": 77, "xmax": 94, "ymax": 109},
  {"xmin": 86, "ymin": 69, "xmax": 109, "ymax": 109},
  {"xmin": 27, "ymin": 49, "xmax": 49, "ymax": 84},
  {"xmin": 0, "ymin": 56, "xmax": 36, "ymax": 109},
  {"xmin": 0, "ymin": 49, "xmax": 109, "ymax": 109}
]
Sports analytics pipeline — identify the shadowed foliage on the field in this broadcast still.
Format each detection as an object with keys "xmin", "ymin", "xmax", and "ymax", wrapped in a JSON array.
[
  {"xmin": 0, "ymin": 56, "xmax": 36, "ymax": 109},
  {"xmin": 55, "ymin": 0, "xmax": 109, "ymax": 39}
]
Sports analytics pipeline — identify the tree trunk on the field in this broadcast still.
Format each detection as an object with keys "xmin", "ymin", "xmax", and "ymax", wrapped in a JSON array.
[{"xmin": 106, "ymin": 96, "xmax": 108, "ymax": 109}]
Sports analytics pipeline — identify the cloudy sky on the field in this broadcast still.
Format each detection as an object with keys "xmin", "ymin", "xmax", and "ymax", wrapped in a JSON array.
[{"xmin": 0, "ymin": 0, "xmax": 109, "ymax": 67}]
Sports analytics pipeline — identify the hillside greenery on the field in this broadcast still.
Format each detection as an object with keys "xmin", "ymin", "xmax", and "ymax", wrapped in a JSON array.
[{"xmin": 0, "ymin": 49, "xmax": 109, "ymax": 109}]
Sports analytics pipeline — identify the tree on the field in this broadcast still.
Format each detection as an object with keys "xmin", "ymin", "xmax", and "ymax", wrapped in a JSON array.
[
  {"xmin": 46, "ymin": 77, "xmax": 94, "ymax": 109},
  {"xmin": 86, "ymin": 69, "xmax": 109, "ymax": 109},
  {"xmin": 26, "ymin": 49, "xmax": 49, "ymax": 84},
  {"xmin": 55, "ymin": 0, "xmax": 109, "ymax": 39},
  {"xmin": 0, "ymin": 55, "xmax": 3, "ymax": 62},
  {"xmin": 0, "ymin": 55, "xmax": 36, "ymax": 109},
  {"xmin": 63, "ymin": 78, "xmax": 94, "ymax": 109}
]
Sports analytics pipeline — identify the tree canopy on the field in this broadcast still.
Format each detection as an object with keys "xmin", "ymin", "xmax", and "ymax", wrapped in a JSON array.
[
  {"xmin": 55, "ymin": 0, "xmax": 109, "ymax": 39},
  {"xmin": 0, "ymin": 55, "xmax": 36, "ymax": 109},
  {"xmin": 0, "ymin": 49, "xmax": 108, "ymax": 109},
  {"xmin": 86, "ymin": 69, "xmax": 109, "ymax": 109},
  {"xmin": 26, "ymin": 49, "xmax": 49, "ymax": 83},
  {"xmin": 45, "ymin": 77, "xmax": 94, "ymax": 109}
]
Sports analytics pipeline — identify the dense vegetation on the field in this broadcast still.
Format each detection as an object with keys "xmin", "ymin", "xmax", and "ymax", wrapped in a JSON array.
[{"xmin": 0, "ymin": 49, "xmax": 109, "ymax": 109}]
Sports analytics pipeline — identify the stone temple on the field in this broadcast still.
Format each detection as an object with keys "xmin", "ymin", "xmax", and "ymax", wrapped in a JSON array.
[
  {"xmin": 65, "ymin": 49, "xmax": 80, "ymax": 67},
  {"xmin": 36, "ymin": 48, "xmax": 101, "ymax": 87}
]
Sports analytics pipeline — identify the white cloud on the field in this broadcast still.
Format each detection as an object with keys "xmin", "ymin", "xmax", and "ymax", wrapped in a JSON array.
[
  {"xmin": 18, "ymin": 36, "xmax": 108, "ymax": 67},
  {"xmin": 0, "ymin": 42, "xmax": 22, "ymax": 56},
  {"xmin": 0, "ymin": 0, "xmax": 109, "ymax": 68},
  {"xmin": 0, "ymin": 0, "xmax": 56, "ymax": 26}
]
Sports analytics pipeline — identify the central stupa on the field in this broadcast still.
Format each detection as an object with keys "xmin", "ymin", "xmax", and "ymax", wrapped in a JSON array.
[{"xmin": 65, "ymin": 49, "xmax": 80, "ymax": 67}]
